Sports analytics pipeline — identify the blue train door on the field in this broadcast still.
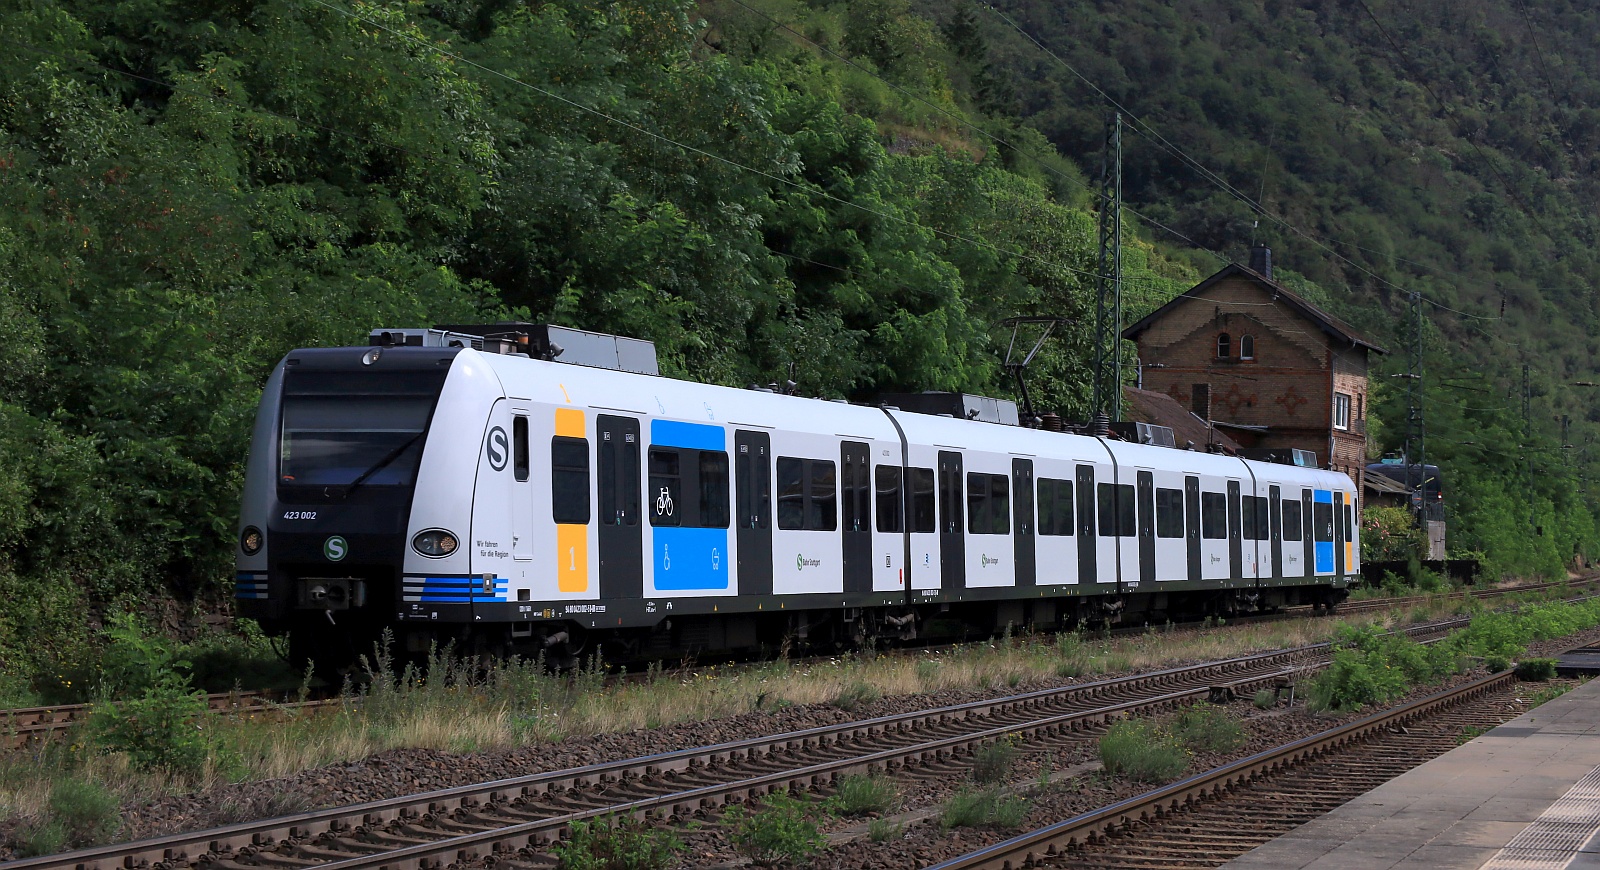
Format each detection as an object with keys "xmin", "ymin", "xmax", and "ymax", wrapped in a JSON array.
[
  {"xmin": 1313, "ymin": 490, "xmax": 1335, "ymax": 573},
  {"xmin": 938, "ymin": 451, "xmax": 965, "ymax": 590},
  {"xmin": 597, "ymin": 415, "xmax": 642, "ymax": 600},
  {"xmin": 735, "ymin": 430, "xmax": 772, "ymax": 596}
]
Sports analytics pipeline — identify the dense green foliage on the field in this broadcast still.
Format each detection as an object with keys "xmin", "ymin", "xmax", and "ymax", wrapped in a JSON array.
[
  {"xmin": 2, "ymin": 0, "xmax": 1599, "ymax": 683},
  {"xmin": 1308, "ymin": 598, "xmax": 1600, "ymax": 710}
]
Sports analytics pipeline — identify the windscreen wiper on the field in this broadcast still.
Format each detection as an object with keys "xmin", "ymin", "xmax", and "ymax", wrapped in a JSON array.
[{"xmin": 342, "ymin": 432, "xmax": 425, "ymax": 497}]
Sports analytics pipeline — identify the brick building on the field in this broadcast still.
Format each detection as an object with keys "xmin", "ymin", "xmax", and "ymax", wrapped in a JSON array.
[{"xmin": 1121, "ymin": 247, "xmax": 1385, "ymax": 500}]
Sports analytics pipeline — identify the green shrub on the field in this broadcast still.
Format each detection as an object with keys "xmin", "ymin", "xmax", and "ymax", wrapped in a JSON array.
[
  {"xmin": 939, "ymin": 787, "xmax": 1029, "ymax": 830},
  {"xmin": 1485, "ymin": 654, "xmax": 1513, "ymax": 672},
  {"xmin": 830, "ymin": 681, "xmax": 881, "ymax": 711},
  {"xmin": 971, "ymin": 739, "xmax": 1017, "ymax": 785},
  {"xmin": 1252, "ymin": 688, "xmax": 1276, "ymax": 709},
  {"xmin": 1172, "ymin": 704, "xmax": 1245, "ymax": 753},
  {"xmin": 89, "ymin": 677, "xmax": 215, "ymax": 776},
  {"xmin": 1515, "ymin": 658, "xmax": 1559, "ymax": 681},
  {"xmin": 724, "ymin": 791, "xmax": 827, "ymax": 865},
  {"xmin": 1099, "ymin": 719, "xmax": 1188, "ymax": 783},
  {"xmin": 915, "ymin": 659, "xmax": 939, "ymax": 684},
  {"xmin": 824, "ymin": 774, "xmax": 898, "ymax": 816},
  {"xmin": 14, "ymin": 819, "xmax": 66, "ymax": 858},
  {"xmin": 553, "ymin": 815, "xmax": 682, "ymax": 870},
  {"xmin": 1306, "ymin": 649, "xmax": 1408, "ymax": 712},
  {"xmin": 13, "ymin": 777, "xmax": 121, "ymax": 856}
]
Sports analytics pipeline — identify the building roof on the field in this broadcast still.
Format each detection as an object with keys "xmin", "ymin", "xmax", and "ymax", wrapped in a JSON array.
[
  {"xmin": 1122, "ymin": 263, "xmax": 1387, "ymax": 354},
  {"xmin": 1123, "ymin": 387, "xmax": 1242, "ymax": 452}
]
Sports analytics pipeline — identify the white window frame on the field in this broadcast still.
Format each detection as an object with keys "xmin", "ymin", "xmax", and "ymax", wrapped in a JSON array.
[
  {"xmin": 1333, "ymin": 392, "xmax": 1351, "ymax": 430},
  {"xmin": 1240, "ymin": 334, "xmax": 1255, "ymax": 360}
]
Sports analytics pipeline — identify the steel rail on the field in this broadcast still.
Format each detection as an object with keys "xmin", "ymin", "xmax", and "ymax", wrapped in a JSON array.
[
  {"xmin": 0, "ymin": 618, "xmax": 1480, "ymax": 870},
  {"xmin": 923, "ymin": 669, "xmax": 1520, "ymax": 870}
]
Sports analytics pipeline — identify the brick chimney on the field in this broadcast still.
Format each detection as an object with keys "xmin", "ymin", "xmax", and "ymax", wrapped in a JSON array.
[{"xmin": 1249, "ymin": 244, "xmax": 1272, "ymax": 280}]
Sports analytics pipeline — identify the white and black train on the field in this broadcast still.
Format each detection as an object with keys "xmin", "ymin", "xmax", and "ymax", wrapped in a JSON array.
[{"xmin": 235, "ymin": 324, "xmax": 1359, "ymax": 668}]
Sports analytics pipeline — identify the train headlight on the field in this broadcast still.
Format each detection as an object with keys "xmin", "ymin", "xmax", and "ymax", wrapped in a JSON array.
[
  {"xmin": 413, "ymin": 529, "xmax": 459, "ymax": 558},
  {"xmin": 240, "ymin": 526, "xmax": 263, "ymax": 556}
]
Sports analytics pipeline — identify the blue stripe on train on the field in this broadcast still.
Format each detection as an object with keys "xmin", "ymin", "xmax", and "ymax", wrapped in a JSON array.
[{"xmin": 650, "ymin": 419, "xmax": 726, "ymax": 451}]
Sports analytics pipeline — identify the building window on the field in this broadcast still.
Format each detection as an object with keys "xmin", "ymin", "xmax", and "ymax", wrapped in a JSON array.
[
  {"xmin": 1333, "ymin": 393, "xmax": 1352, "ymax": 430},
  {"xmin": 1357, "ymin": 393, "xmax": 1364, "ymax": 420},
  {"xmin": 1240, "ymin": 335, "xmax": 1255, "ymax": 360},
  {"xmin": 1216, "ymin": 333, "xmax": 1231, "ymax": 359},
  {"xmin": 1192, "ymin": 383, "xmax": 1211, "ymax": 418}
]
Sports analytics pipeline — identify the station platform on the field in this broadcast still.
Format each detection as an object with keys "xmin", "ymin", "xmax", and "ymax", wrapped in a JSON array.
[{"xmin": 1222, "ymin": 675, "xmax": 1600, "ymax": 870}]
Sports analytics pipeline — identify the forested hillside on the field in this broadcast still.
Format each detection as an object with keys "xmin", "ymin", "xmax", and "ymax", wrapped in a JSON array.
[{"xmin": 0, "ymin": 0, "xmax": 1595, "ymax": 691}]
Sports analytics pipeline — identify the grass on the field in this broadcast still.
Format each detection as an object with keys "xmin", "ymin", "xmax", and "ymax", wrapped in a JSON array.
[
  {"xmin": 824, "ymin": 774, "xmax": 898, "ymax": 816},
  {"xmin": 0, "ymin": 585, "xmax": 1573, "ymax": 840},
  {"xmin": 940, "ymin": 786, "xmax": 1029, "ymax": 829},
  {"xmin": 1098, "ymin": 719, "xmax": 1189, "ymax": 783}
]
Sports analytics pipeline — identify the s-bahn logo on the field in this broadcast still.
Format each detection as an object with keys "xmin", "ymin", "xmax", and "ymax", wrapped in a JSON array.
[
  {"xmin": 324, "ymin": 536, "xmax": 349, "ymax": 562},
  {"xmin": 981, "ymin": 554, "xmax": 999, "ymax": 568},
  {"xmin": 796, "ymin": 554, "xmax": 821, "ymax": 571},
  {"xmin": 485, "ymin": 426, "xmax": 509, "ymax": 471}
]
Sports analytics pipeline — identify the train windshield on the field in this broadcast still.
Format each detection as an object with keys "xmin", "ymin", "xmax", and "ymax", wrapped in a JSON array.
[{"xmin": 278, "ymin": 368, "xmax": 449, "ymax": 494}]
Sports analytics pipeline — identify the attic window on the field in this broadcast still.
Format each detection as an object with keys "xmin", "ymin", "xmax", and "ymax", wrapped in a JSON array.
[
  {"xmin": 1216, "ymin": 333, "xmax": 1231, "ymax": 359},
  {"xmin": 1240, "ymin": 335, "xmax": 1255, "ymax": 360}
]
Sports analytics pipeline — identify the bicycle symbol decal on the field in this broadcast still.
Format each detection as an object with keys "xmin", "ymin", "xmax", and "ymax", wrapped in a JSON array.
[{"xmin": 655, "ymin": 487, "xmax": 674, "ymax": 516}]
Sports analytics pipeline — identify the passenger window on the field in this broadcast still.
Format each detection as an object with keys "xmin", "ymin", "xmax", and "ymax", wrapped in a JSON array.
[
  {"xmin": 1258, "ymin": 498, "xmax": 1272, "ymax": 540},
  {"xmin": 551, "ymin": 437, "xmax": 590, "ymax": 524},
  {"xmin": 1116, "ymin": 484, "xmax": 1135, "ymax": 536},
  {"xmin": 648, "ymin": 448, "xmax": 680, "ymax": 527},
  {"xmin": 1155, "ymin": 487, "xmax": 1184, "ymax": 538},
  {"xmin": 513, "ymin": 416, "xmax": 529, "ymax": 482},
  {"xmin": 876, "ymin": 466, "xmax": 903, "ymax": 533},
  {"xmin": 907, "ymin": 467, "xmax": 936, "ymax": 533},
  {"xmin": 1282, "ymin": 500, "xmax": 1303, "ymax": 541},
  {"xmin": 777, "ymin": 457, "xmax": 804, "ymax": 530},
  {"xmin": 1038, "ymin": 478, "xmax": 1074, "ymax": 536},
  {"xmin": 1201, "ymin": 492, "xmax": 1228, "ymax": 539},
  {"xmin": 808, "ymin": 461, "xmax": 837, "ymax": 531},
  {"xmin": 699, "ymin": 451, "xmax": 729, "ymax": 529},
  {"xmin": 966, "ymin": 472, "xmax": 1010, "ymax": 535},
  {"xmin": 1314, "ymin": 502, "xmax": 1334, "ymax": 542},
  {"xmin": 1097, "ymin": 483, "xmax": 1135, "ymax": 536}
]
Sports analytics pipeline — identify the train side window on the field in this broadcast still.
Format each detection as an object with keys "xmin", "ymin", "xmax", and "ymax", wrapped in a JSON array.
[
  {"xmin": 907, "ymin": 467, "xmax": 936, "ymax": 533},
  {"xmin": 776, "ymin": 457, "xmax": 804, "ymax": 530},
  {"xmin": 1241, "ymin": 496, "xmax": 1257, "ymax": 540},
  {"xmin": 1201, "ymin": 492, "xmax": 1228, "ymax": 539},
  {"xmin": 513, "ymin": 416, "xmax": 529, "ymax": 482},
  {"xmin": 699, "ymin": 451, "xmax": 730, "ymax": 529},
  {"xmin": 736, "ymin": 450, "xmax": 752, "ymax": 528},
  {"xmin": 1258, "ymin": 498, "xmax": 1272, "ymax": 540},
  {"xmin": 552, "ymin": 437, "xmax": 591, "ymax": 524},
  {"xmin": 649, "ymin": 448, "xmax": 682, "ymax": 527},
  {"xmin": 991, "ymin": 474, "xmax": 1010, "ymax": 535},
  {"xmin": 967, "ymin": 473, "xmax": 988, "ymax": 534},
  {"xmin": 1313, "ymin": 502, "xmax": 1334, "ymax": 542},
  {"xmin": 1116, "ymin": 483, "xmax": 1134, "ymax": 536},
  {"xmin": 1344, "ymin": 503, "xmax": 1354, "ymax": 541},
  {"xmin": 968, "ymin": 473, "xmax": 1009, "ymax": 535},
  {"xmin": 1097, "ymin": 483, "xmax": 1135, "ymax": 536},
  {"xmin": 1038, "ymin": 478, "xmax": 1073, "ymax": 536},
  {"xmin": 622, "ymin": 436, "xmax": 640, "ymax": 525},
  {"xmin": 876, "ymin": 466, "xmax": 903, "ymax": 533},
  {"xmin": 1281, "ymin": 500, "xmax": 1303, "ymax": 540},
  {"xmin": 808, "ymin": 460, "xmax": 837, "ymax": 531},
  {"xmin": 1155, "ymin": 487, "xmax": 1184, "ymax": 538}
]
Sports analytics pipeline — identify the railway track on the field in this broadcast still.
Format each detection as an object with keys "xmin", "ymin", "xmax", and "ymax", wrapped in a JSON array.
[
  {"xmin": 0, "ymin": 618, "xmax": 1484, "ymax": 870},
  {"xmin": 926, "ymin": 668, "xmax": 1542, "ymax": 870},
  {"xmin": 2, "ymin": 578, "xmax": 1576, "ymax": 752}
]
